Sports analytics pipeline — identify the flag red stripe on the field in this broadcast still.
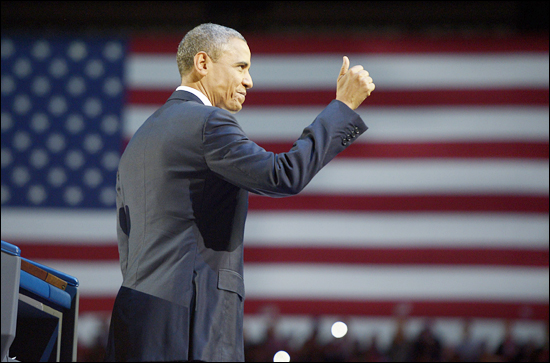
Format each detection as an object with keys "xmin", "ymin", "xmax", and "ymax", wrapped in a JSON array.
[
  {"xmin": 243, "ymin": 247, "xmax": 549, "ymax": 267},
  {"xmin": 248, "ymin": 195, "xmax": 549, "ymax": 213},
  {"xmin": 128, "ymin": 89, "xmax": 550, "ymax": 106},
  {"xmin": 259, "ymin": 141, "xmax": 550, "ymax": 159},
  {"xmin": 129, "ymin": 35, "xmax": 550, "ymax": 54},
  {"xmin": 15, "ymin": 243, "xmax": 121, "ymax": 261},
  {"xmin": 244, "ymin": 299, "xmax": 550, "ymax": 320},
  {"xmin": 79, "ymin": 296, "xmax": 549, "ymax": 320},
  {"xmin": 11, "ymin": 243, "xmax": 548, "ymax": 267},
  {"xmin": 121, "ymin": 140, "xmax": 550, "ymax": 160}
]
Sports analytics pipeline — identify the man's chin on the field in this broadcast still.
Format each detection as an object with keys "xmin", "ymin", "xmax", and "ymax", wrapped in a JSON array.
[{"xmin": 220, "ymin": 103, "xmax": 243, "ymax": 114}]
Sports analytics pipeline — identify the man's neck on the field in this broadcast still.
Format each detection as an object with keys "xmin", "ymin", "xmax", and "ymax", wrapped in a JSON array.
[{"xmin": 176, "ymin": 84, "xmax": 212, "ymax": 106}]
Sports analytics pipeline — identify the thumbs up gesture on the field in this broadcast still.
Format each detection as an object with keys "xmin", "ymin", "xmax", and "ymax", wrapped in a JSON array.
[{"xmin": 336, "ymin": 56, "xmax": 375, "ymax": 110}]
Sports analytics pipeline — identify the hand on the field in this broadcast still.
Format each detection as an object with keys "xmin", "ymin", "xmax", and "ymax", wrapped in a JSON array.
[{"xmin": 336, "ymin": 56, "xmax": 375, "ymax": 110}]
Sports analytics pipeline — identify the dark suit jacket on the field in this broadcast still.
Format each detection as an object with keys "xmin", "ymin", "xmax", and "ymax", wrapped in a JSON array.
[{"xmin": 104, "ymin": 90, "xmax": 367, "ymax": 361}]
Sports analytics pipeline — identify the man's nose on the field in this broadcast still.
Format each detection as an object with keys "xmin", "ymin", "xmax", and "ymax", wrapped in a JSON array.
[{"xmin": 243, "ymin": 72, "xmax": 253, "ymax": 89}]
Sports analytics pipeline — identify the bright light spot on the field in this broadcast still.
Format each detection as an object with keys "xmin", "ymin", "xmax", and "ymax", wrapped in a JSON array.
[
  {"xmin": 331, "ymin": 321, "xmax": 348, "ymax": 338},
  {"xmin": 273, "ymin": 350, "xmax": 290, "ymax": 362}
]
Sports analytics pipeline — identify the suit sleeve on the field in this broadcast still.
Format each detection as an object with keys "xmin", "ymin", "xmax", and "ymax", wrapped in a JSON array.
[{"xmin": 202, "ymin": 99, "xmax": 368, "ymax": 197}]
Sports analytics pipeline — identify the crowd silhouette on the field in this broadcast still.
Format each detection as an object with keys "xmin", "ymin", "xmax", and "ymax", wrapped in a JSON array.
[
  {"xmin": 242, "ymin": 318, "xmax": 548, "ymax": 362},
  {"xmin": 77, "ymin": 314, "xmax": 549, "ymax": 362}
]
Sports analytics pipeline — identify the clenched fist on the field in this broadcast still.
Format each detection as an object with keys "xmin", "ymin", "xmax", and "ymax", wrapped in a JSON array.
[{"xmin": 336, "ymin": 56, "xmax": 375, "ymax": 110}]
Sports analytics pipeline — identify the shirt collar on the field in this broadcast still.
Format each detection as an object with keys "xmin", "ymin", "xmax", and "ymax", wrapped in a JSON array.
[{"xmin": 175, "ymin": 86, "xmax": 212, "ymax": 106}]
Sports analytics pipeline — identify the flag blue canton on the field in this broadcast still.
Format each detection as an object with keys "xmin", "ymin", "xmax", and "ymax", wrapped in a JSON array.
[{"xmin": 1, "ymin": 36, "xmax": 127, "ymax": 208}]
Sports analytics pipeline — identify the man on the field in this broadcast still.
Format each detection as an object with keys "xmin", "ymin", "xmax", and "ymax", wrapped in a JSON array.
[{"xmin": 105, "ymin": 23, "xmax": 374, "ymax": 362}]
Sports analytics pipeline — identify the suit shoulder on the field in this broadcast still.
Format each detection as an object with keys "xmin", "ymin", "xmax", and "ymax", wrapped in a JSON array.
[
  {"xmin": 145, "ymin": 99, "xmax": 217, "ymax": 128},
  {"xmin": 204, "ymin": 106, "xmax": 239, "ymax": 124}
]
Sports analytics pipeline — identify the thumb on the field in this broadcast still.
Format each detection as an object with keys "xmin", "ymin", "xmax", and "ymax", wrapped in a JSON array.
[{"xmin": 339, "ymin": 56, "xmax": 349, "ymax": 78}]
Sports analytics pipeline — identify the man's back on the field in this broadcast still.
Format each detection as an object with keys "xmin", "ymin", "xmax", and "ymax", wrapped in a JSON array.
[{"xmin": 116, "ymin": 90, "xmax": 247, "ymax": 304}]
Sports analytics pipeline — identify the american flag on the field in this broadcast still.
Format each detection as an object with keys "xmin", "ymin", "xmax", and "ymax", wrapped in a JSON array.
[{"xmin": 1, "ymin": 33, "xmax": 548, "ymax": 342}]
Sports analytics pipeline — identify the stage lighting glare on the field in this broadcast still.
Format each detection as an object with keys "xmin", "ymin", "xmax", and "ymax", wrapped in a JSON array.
[
  {"xmin": 273, "ymin": 350, "xmax": 291, "ymax": 362},
  {"xmin": 331, "ymin": 321, "xmax": 348, "ymax": 338}
]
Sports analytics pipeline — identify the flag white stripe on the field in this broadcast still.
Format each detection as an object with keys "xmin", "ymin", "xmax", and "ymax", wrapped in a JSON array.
[
  {"xmin": 243, "ymin": 264, "xmax": 549, "ymax": 301},
  {"xmin": 126, "ymin": 53, "xmax": 550, "ymax": 90},
  {"xmin": 2, "ymin": 209, "xmax": 547, "ymax": 249},
  {"xmin": 1, "ymin": 208, "xmax": 117, "ymax": 243},
  {"xmin": 242, "ymin": 106, "xmax": 550, "ymax": 142},
  {"xmin": 126, "ymin": 54, "xmax": 180, "ymax": 89},
  {"xmin": 31, "ymin": 260, "xmax": 549, "ymax": 302},
  {"xmin": 244, "ymin": 212, "xmax": 549, "ymax": 248},
  {"xmin": 123, "ymin": 105, "xmax": 550, "ymax": 142},
  {"xmin": 304, "ymin": 159, "xmax": 549, "ymax": 195}
]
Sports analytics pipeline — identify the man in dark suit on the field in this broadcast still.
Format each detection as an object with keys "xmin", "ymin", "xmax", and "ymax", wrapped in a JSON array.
[{"xmin": 105, "ymin": 23, "xmax": 374, "ymax": 362}]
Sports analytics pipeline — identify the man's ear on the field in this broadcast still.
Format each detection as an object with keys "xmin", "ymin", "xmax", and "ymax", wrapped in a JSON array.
[{"xmin": 194, "ymin": 51, "xmax": 209, "ymax": 76}]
